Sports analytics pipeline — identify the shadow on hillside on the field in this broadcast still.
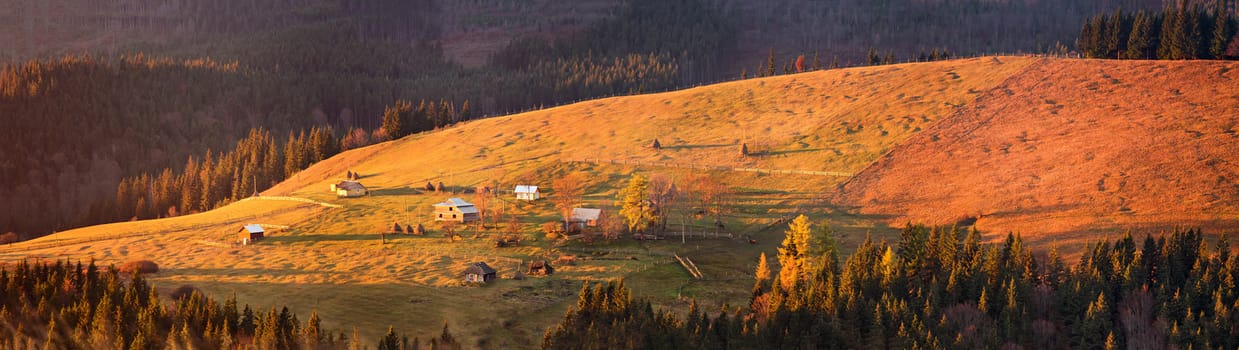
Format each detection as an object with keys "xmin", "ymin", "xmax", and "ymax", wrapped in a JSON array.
[
  {"xmin": 370, "ymin": 187, "xmax": 423, "ymax": 196},
  {"xmin": 263, "ymin": 234, "xmax": 423, "ymax": 244},
  {"xmin": 760, "ymin": 148, "xmax": 825, "ymax": 156},
  {"xmin": 165, "ymin": 267, "xmax": 319, "ymax": 277},
  {"xmin": 661, "ymin": 143, "xmax": 736, "ymax": 151}
]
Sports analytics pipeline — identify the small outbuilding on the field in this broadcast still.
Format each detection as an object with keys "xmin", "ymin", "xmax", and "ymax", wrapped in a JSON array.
[
  {"xmin": 528, "ymin": 260, "xmax": 554, "ymax": 276},
  {"xmin": 434, "ymin": 198, "xmax": 480, "ymax": 223},
  {"xmin": 568, "ymin": 208, "xmax": 603, "ymax": 230},
  {"xmin": 331, "ymin": 180, "xmax": 368, "ymax": 198},
  {"xmin": 514, "ymin": 185, "xmax": 540, "ymax": 201},
  {"xmin": 238, "ymin": 224, "xmax": 265, "ymax": 245},
  {"xmin": 463, "ymin": 262, "xmax": 498, "ymax": 283}
]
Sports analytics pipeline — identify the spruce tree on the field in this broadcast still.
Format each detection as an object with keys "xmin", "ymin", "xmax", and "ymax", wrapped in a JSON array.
[
  {"xmin": 766, "ymin": 48, "xmax": 776, "ymax": 77},
  {"xmin": 1107, "ymin": 9, "xmax": 1130, "ymax": 58},
  {"xmin": 1212, "ymin": 6, "xmax": 1235, "ymax": 59},
  {"xmin": 379, "ymin": 326, "xmax": 401, "ymax": 350},
  {"xmin": 1127, "ymin": 12, "xmax": 1154, "ymax": 59},
  {"xmin": 381, "ymin": 100, "xmax": 410, "ymax": 140}
]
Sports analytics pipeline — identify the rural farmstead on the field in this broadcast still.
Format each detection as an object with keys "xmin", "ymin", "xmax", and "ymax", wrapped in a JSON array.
[
  {"xmin": 514, "ymin": 185, "xmax": 540, "ymax": 200},
  {"xmin": 433, "ymin": 197, "xmax": 480, "ymax": 223},
  {"xmin": 237, "ymin": 224, "xmax": 265, "ymax": 245},
  {"xmin": 462, "ymin": 262, "xmax": 497, "ymax": 283},
  {"xmin": 330, "ymin": 180, "xmax": 368, "ymax": 198}
]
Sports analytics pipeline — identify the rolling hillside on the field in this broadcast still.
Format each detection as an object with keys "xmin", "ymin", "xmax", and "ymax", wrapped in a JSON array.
[
  {"xmin": 834, "ymin": 58, "xmax": 1239, "ymax": 247},
  {"xmin": 6, "ymin": 56, "xmax": 1238, "ymax": 347}
]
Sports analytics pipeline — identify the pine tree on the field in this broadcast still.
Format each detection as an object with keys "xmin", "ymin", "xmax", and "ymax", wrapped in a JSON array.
[
  {"xmin": 1213, "ymin": 6, "xmax": 1235, "ymax": 59},
  {"xmin": 379, "ymin": 326, "xmax": 401, "ymax": 350},
  {"xmin": 766, "ymin": 48, "xmax": 776, "ymax": 77},
  {"xmin": 1107, "ymin": 9, "xmax": 1130, "ymax": 58},
  {"xmin": 381, "ymin": 100, "xmax": 412, "ymax": 140},
  {"xmin": 1127, "ymin": 12, "xmax": 1154, "ymax": 59},
  {"xmin": 459, "ymin": 100, "xmax": 472, "ymax": 122},
  {"xmin": 1089, "ymin": 15, "xmax": 1109, "ymax": 58}
]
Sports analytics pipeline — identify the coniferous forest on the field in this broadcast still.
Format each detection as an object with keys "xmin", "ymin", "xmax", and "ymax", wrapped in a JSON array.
[
  {"xmin": 542, "ymin": 217, "xmax": 1239, "ymax": 350},
  {"xmin": 1077, "ymin": 5, "xmax": 1239, "ymax": 59},
  {"xmin": 0, "ymin": 259, "xmax": 463, "ymax": 349}
]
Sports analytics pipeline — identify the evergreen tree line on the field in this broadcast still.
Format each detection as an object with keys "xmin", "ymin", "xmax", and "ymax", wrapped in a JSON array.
[
  {"xmin": 0, "ymin": 259, "xmax": 464, "ymax": 349},
  {"xmin": 1078, "ymin": 5, "xmax": 1239, "ymax": 59},
  {"xmin": 378, "ymin": 99, "xmax": 473, "ymax": 141},
  {"xmin": 542, "ymin": 217, "xmax": 1239, "ymax": 349},
  {"xmin": 746, "ymin": 47, "xmax": 956, "ymax": 79},
  {"xmin": 0, "ymin": 259, "xmax": 334, "ymax": 349},
  {"xmin": 95, "ymin": 127, "xmax": 338, "ymax": 223}
]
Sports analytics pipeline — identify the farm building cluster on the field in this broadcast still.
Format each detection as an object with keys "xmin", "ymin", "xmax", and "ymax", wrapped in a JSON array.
[{"xmin": 306, "ymin": 173, "xmax": 612, "ymax": 285}]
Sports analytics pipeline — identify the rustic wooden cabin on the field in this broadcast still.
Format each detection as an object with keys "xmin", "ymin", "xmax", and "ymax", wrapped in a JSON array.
[
  {"xmin": 568, "ymin": 208, "xmax": 603, "ymax": 231},
  {"xmin": 330, "ymin": 180, "xmax": 368, "ymax": 198},
  {"xmin": 528, "ymin": 260, "xmax": 554, "ymax": 276},
  {"xmin": 238, "ymin": 224, "xmax": 265, "ymax": 245},
  {"xmin": 434, "ymin": 198, "xmax": 480, "ymax": 223},
  {"xmin": 463, "ymin": 262, "xmax": 497, "ymax": 283},
  {"xmin": 514, "ymin": 185, "xmax": 540, "ymax": 200}
]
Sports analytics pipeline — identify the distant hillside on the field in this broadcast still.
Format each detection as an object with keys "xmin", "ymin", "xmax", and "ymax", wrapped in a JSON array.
[{"xmin": 835, "ymin": 58, "xmax": 1239, "ymax": 245}]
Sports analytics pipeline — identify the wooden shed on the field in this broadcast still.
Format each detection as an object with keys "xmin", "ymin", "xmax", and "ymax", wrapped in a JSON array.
[
  {"xmin": 568, "ymin": 208, "xmax": 603, "ymax": 231},
  {"xmin": 330, "ymin": 180, "xmax": 368, "ymax": 198},
  {"xmin": 434, "ymin": 198, "xmax": 480, "ymax": 223},
  {"xmin": 238, "ymin": 224, "xmax": 265, "ymax": 245},
  {"xmin": 527, "ymin": 260, "xmax": 554, "ymax": 276},
  {"xmin": 463, "ymin": 262, "xmax": 497, "ymax": 283},
  {"xmin": 514, "ymin": 185, "xmax": 540, "ymax": 201}
]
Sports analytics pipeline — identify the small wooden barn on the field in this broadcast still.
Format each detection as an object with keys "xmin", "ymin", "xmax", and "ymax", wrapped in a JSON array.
[
  {"xmin": 528, "ymin": 260, "xmax": 554, "ymax": 276},
  {"xmin": 434, "ymin": 198, "xmax": 480, "ymax": 223},
  {"xmin": 514, "ymin": 185, "xmax": 540, "ymax": 200},
  {"xmin": 568, "ymin": 208, "xmax": 603, "ymax": 230},
  {"xmin": 330, "ymin": 180, "xmax": 368, "ymax": 198},
  {"xmin": 238, "ymin": 224, "xmax": 265, "ymax": 245},
  {"xmin": 463, "ymin": 262, "xmax": 497, "ymax": 283}
]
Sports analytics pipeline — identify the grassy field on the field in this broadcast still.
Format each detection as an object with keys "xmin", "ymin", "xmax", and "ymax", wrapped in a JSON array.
[
  {"xmin": 8, "ymin": 56, "xmax": 1151, "ymax": 347},
  {"xmin": 835, "ymin": 58, "xmax": 1239, "ymax": 250}
]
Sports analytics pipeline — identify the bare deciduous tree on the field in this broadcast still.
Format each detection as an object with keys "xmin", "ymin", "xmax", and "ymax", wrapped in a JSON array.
[
  {"xmin": 648, "ymin": 173, "xmax": 678, "ymax": 235},
  {"xmin": 552, "ymin": 173, "xmax": 586, "ymax": 228}
]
